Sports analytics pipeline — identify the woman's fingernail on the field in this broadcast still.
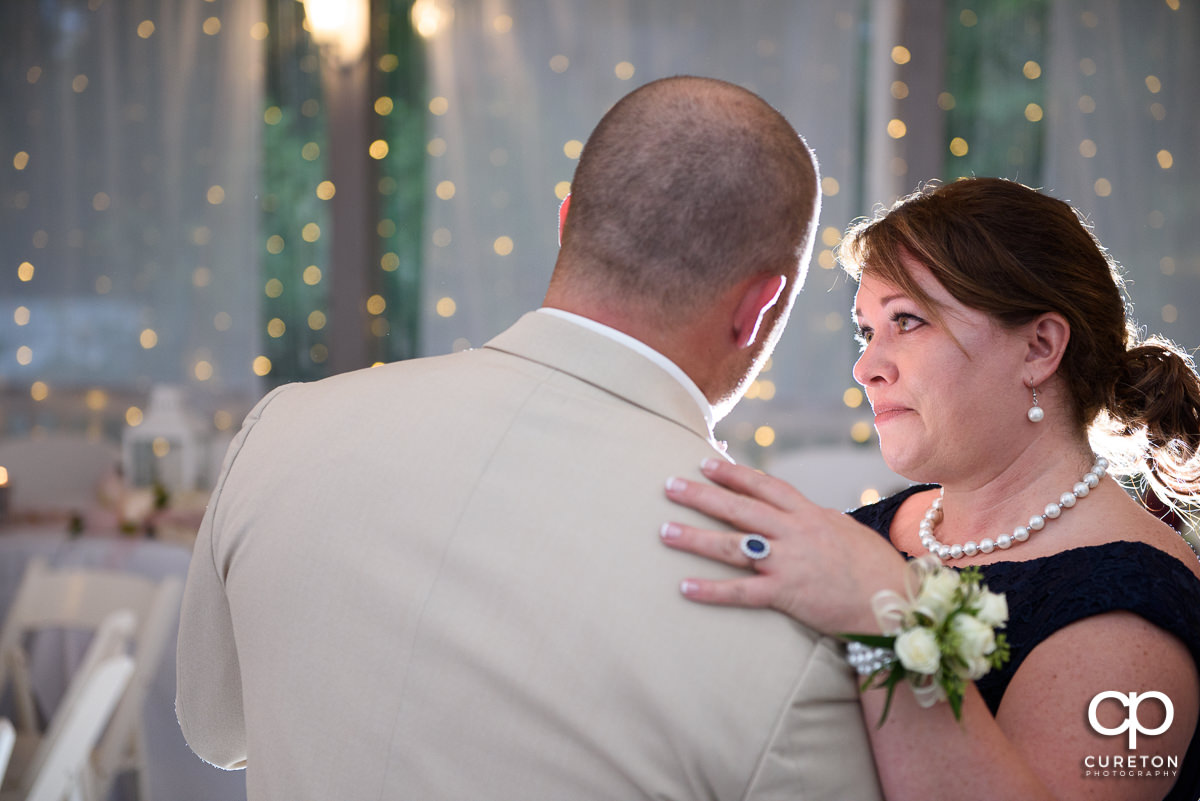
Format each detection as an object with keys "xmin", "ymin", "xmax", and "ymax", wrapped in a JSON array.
[
  {"xmin": 665, "ymin": 476, "xmax": 687, "ymax": 492},
  {"xmin": 700, "ymin": 458, "xmax": 720, "ymax": 473},
  {"xmin": 660, "ymin": 522, "xmax": 681, "ymax": 540},
  {"xmin": 680, "ymin": 580, "xmax": 700, "ymax": 595}
]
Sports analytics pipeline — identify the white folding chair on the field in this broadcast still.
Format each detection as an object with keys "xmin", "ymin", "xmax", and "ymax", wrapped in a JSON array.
[
  {"xmin": 0, "ymin": 559, "xmax": 182, "ymax": 801},
  {"xmin": 0, "ymin": 719, "xmax": 14, "ymax": 789},
  {"xmin": 24, "ymin": 656, "xmax": 134, "ymax": 801},
  {"xmin": 2, "ymin": 610, "xmax": 135, "ymax": 801}
]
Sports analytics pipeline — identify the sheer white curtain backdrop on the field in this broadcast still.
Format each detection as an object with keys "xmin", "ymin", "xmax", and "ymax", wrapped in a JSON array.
[{"xmin": 1, "ymin": 0, "xmax": 264, "ymax": 436}]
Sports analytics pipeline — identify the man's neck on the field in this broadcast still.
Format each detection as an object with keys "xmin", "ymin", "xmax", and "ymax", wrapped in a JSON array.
[
  {"xmin": 541, "ymin": 295, "xmax": 722, "ymax": 402},
  {"xmin": 536, "ymin": 308, "xmax": 716, "ymax": 436}
]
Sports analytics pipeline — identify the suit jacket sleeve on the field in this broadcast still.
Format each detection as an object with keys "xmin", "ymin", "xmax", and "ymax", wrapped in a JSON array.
[{"xmin": 175, "ymin": 384, "xmax": 291, "ymax": 769}]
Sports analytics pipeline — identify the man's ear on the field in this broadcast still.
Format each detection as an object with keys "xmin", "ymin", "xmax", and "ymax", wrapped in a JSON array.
[
  {"xmin": 1024, "ymin": 312, "xmax": 1070, "ymax": 385},
  {"xmin": 557, "ymin": 193, "xmax": 571, "ymax": 247},
  {"xmin": 732, "ymin": 274, "xmax": 787, "ymax": 349}
]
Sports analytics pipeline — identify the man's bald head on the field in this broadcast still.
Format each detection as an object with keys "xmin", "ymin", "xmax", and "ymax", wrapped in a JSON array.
[{"xmin": 552, "ymin": 76, "xmax": 819, "ymax": 319}]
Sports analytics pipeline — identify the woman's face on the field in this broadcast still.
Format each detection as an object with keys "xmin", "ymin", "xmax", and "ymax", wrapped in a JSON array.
[{"xmin": 851, "ymin": 254, "xmax": 1031, "ymax": 483}]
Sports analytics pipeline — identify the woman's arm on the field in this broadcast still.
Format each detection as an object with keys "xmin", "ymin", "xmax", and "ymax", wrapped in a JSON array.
[
  {"xmin": 853, "ymin": 611, "xmax": 1196, "ymax": 800},
  {"xmin": 662, "ymin": 458, "xmax": 1199, "ymax": 801}
]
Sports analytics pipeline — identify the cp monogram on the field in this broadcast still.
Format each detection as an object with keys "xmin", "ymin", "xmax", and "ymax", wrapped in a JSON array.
[{"xmin": 1088, "ymin": 691, "xmax": 1174, "ymax": 749}]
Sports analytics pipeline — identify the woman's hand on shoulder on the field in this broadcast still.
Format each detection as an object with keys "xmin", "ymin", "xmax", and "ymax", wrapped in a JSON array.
[{"xmin": 661, "ymin": 457, "xmax": 908, "ymax": 635}]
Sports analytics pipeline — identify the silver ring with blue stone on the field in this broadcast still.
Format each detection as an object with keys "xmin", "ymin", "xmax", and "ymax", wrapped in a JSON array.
[{"xmin": 739, "ymin": 534, "xmax": 770, "ymax": 561}]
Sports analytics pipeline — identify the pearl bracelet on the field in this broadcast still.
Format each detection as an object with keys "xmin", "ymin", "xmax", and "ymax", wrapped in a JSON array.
[{"xmin": 845, "ymin": 641, "xmax": 895, "ymax": 676}]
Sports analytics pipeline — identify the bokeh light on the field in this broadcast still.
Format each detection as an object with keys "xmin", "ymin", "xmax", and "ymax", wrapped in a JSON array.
[{"xmin": 850, "ymin": 421, "xmax": 873, "ymax": 443}]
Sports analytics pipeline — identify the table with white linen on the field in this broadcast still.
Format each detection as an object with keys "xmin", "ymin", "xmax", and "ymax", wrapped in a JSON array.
[{"xmin": 0, "ymin": 527, "xmax": 246, "ymax": 801}]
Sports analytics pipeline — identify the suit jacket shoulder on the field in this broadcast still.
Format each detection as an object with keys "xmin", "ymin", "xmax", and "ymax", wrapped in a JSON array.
[{"xmin": 177, "ymin": 312, "xmax": 882, "ymax": 800}]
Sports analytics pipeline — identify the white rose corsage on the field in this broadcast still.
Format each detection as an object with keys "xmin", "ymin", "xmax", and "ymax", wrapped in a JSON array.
[{"xmin": 842, "ymin": 556, "xmax": 1010, "ymax": 724}]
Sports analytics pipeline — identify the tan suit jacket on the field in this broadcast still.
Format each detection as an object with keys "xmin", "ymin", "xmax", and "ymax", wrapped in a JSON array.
[{"xmin": 177, "ymin": 311, "xmax": 882, "ymax": 800}]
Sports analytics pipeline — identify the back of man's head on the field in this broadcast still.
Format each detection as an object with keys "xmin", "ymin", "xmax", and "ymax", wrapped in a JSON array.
[{"xmin": 552, "ymin": 76, "xmax": 819, "ymax": 320}]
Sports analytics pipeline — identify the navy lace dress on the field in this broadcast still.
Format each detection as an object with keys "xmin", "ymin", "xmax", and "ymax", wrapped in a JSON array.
[{"xmin": 851, "ymin": 485, "xmax": 1200, "ymax": 801}]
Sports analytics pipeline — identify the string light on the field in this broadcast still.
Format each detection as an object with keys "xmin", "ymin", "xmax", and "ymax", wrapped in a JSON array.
[{"xmin": 754, "ymin": 426, "xmax": 776, "ymax": 447}]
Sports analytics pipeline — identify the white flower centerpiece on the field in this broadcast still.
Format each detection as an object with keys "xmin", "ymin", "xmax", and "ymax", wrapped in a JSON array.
[{"xmin": 843, "ymin": 556, "xmax": 1011, "ymax": 724}]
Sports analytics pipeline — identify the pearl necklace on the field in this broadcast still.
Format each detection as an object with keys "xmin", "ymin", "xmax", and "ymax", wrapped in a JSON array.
[{"xmin": 919, "ymin": 456, "xmax": 1109, "ymax": 561}]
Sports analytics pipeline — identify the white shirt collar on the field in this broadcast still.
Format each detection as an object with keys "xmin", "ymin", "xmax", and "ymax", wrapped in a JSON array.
[{"xmin": 536, "ymin": 307, "xmax": 715, "ymax": 436}]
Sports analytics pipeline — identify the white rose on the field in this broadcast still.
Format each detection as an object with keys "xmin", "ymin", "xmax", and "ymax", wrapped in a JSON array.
[
  {"xmin": 894, "ymin": 627, "xmax": 941, "ymax": 675},
  {"xmin": 915, "ymin": 569, "xmax": 960, "ymax": 623},
  {"xmin": 960, "ymin": 654, "xmax": 991, "ymax": 681},
  {"xmin": 950, "ymin": 613, "xmax": 996, "ymax": 660},
  {"xmin": 972, "ymin": 590, "xmax": 1009, "ymax": 628}
]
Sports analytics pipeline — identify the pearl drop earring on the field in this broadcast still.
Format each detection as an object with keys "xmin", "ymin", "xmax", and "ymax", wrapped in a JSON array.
[{"xmin": 1027, "ymin": 385, "xmax": 1044, "ymax": 423}]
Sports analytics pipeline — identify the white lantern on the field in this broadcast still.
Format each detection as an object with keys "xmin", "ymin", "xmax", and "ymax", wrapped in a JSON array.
[{"xmin": 122, "ymin": 385, "xmax": 206, "ymax": 494}]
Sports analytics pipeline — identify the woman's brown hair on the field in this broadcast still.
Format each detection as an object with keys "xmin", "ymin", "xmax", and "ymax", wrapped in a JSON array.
[{"xmin": 839, "ymin": 177, "xmax": 1200, "ymax": 518}]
